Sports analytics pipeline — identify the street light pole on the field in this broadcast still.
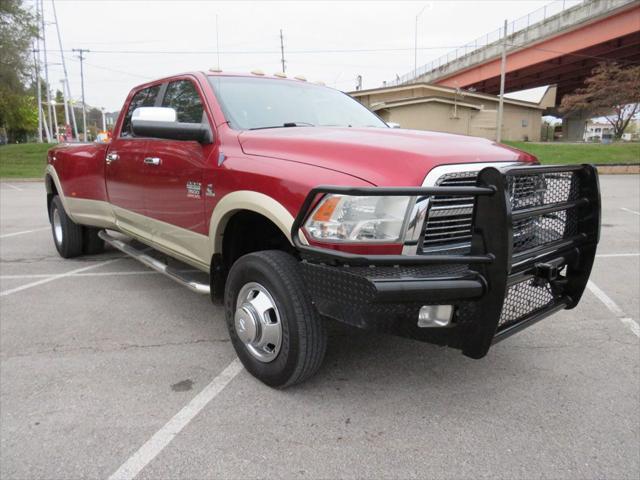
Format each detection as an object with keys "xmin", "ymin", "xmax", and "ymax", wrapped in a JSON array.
[
  {"xmin": 496, "ymin": 19, "xmax": 508, "ymax": 143},
  {"xmin": 414, "ymin": 5, "xmax": 426, "ymax": 79}
]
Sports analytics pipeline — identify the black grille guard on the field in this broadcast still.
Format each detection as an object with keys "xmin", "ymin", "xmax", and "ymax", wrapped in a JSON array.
[{"xmin": 291, "ymin": 164, "xmax": 601, "ymax": 358}]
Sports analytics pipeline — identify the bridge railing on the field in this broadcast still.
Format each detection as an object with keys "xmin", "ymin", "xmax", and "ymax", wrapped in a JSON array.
[{"xmin": 389, "ymin": 0, "xmax": 583, "ymax": 87}]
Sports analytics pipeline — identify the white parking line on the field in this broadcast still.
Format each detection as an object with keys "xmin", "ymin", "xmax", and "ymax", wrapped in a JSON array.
[
  {"xmin": 0, "ymin": 258, "xmax": 121, "ymax": 297},
  {"xmin": 108, "ymin": 358, "xmax": 244, "ymax": 480},
  {"xmin": 0, "ymin": 269, "xmax": 200, "ymax": 279},
  {"xmin": 0, "ymin": 227, "xmax": 50, "ymax": 239},
  {"xmin": 620, "ymin": 207, "xmax": 640, "ymax": 216},
  {"xmin": 1, "ymin": 183, "xmax": 23, "ymax": 191},
  {"xmin": 587, "ymin": 280, "xmax": 640, "ymax": 338}
]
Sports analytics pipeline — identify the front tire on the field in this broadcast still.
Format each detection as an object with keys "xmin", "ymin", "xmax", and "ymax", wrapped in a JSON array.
[
  {"xmin": 224, "ymin": 250, "xmax": 327, "ymax": 388},
  {"xmin": 50, "ymin": 196, "xmax": 84, "ymax": 258}
]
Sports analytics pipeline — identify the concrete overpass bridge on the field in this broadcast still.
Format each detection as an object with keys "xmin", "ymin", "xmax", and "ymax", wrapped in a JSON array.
[{"xmin": 391, "ymin": 0, "xmax": 640, "ymax": 138}]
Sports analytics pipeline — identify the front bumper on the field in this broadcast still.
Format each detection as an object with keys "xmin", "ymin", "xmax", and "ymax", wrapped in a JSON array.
[{"xmin": 292, "ymin": 164, "xmax": 601, "ymax": 359}]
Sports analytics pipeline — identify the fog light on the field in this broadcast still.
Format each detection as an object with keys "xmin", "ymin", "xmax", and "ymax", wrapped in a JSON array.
[{"xmin": 418, "ymin": 305, "xmax": 453, "ymax": 328}]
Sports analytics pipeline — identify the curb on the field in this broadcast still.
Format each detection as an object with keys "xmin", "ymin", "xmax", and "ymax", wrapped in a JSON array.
[
  {"xmin": 0, "ymin": 178, "xmax": 43, "ymax": 183},
  {"xmin": 595, "ymin": 165, "xmax": 640, "ymax": 174}
]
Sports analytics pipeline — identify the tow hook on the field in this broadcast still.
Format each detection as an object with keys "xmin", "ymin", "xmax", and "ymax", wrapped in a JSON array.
[{"xmin": 533, "ymin": 257, "xmax": 565, "ymax": 287}]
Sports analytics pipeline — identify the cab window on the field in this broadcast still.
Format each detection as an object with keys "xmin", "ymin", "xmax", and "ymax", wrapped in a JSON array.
[
  {"xmin": 120, "ymin": 85, "xmax": 161, "ymax": 137},
  {"xmin": 161, "ymin": 80, "xmax": 204, "ymax": 123}
]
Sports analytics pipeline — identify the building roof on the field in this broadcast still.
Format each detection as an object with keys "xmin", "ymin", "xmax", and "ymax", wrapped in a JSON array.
[
  {"xmin": 350, "ymin": 82, "xmax": 548, "ymax": 110},
  {"xmin": 369, "ymin": 96, "xmax": 483, "ymax": 112}
]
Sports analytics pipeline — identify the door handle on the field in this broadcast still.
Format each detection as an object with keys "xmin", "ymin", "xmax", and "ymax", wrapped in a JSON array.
[
  {"xmin": 143, "ymin": 157, "xmax": 161, "ymax": 166},
  {"xmin": 106, "ymin": 152, "xmax": 119, "ymax": 164}
]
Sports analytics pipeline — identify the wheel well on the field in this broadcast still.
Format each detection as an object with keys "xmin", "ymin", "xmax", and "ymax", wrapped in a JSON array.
[
  {"xmin": 45, "ymin": 175, "xmax": 58, "ymax": 221},
  {"xmin": 222, "ymin": 210, "xmax": 293, "ymax": 270},
  {"xmin": 210, "ymin": 210, "xmax": 294, "ymax": 303}
]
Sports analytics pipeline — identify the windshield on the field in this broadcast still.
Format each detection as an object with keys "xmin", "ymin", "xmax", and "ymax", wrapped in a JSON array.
[{"xmin": 208, "ymin": 76, "xmax": 387, "ymax": 130}]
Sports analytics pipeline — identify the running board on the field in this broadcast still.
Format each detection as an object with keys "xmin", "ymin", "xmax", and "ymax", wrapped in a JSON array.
[{"xmin": 98, "ymin": 230, "xmax": 210, "ymax": 295}]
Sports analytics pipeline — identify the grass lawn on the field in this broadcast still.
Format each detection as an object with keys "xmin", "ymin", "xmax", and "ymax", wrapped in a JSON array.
[
  {"xmin": 1, "ymin": 141, "xmax": 639, "ymax": 179},
  {"xmin": 0, "ymin": 143, "xmax": 51, "ymax": 178},
  {"xmin": 504, "ymin": 141, "xmax": 640, "ymax": 165}
]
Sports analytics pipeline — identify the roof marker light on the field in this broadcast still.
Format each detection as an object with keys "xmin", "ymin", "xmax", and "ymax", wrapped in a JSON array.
[
  {"xmin": 314, "ymin": 81, "xmax": 326, "ymax": 86},
  {"xmin": 251, "ymin": 69, "xmax": 265, "ymax": 76},
  {"xmin": 294, "ymin": 75, "xmax": 307, "ymax": 81},
  {"xmin": 274, "ymin": 72, "xmax": 287, "ymax": 78},
  {"xmin": 209, "ymin": 67, "xmax": 222, "ymax": 72}
]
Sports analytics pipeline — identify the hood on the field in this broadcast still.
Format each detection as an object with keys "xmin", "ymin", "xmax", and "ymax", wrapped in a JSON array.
[{"xmin": 238, "ymin": 127, "xmax": 535, "ymax": 186}]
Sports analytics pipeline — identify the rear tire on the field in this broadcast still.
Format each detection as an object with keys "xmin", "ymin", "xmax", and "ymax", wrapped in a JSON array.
[
  {"xmin": 82, "ymin": 227, "xmax": 105, "ymax": 255},
  {"xmin": 224, "ymin": 250, "xmax": 327, "ymax": 388},
  {"xmin": 50, "ymin": 196, "xmax": 84, "ymax": 258}
]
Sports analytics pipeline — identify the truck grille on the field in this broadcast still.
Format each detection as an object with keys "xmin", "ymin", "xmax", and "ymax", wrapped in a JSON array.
[
  {"xmin": 420, "ymin": 172, "xmax": 476, "ymax": 253},
  {"xmin": 419, "ymin": 169, "xmax": 581, "ymax": 256}
]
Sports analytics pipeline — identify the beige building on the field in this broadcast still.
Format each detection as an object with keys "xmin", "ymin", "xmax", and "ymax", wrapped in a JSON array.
[{"xmin": 350, "ymin": 83, "xmax": 556, "ymax": 142}]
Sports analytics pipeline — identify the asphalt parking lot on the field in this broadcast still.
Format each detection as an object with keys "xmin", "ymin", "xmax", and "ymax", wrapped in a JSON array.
[{"xmin": 1, "ymin": 176, "xmax": 638, "ymax": 480}]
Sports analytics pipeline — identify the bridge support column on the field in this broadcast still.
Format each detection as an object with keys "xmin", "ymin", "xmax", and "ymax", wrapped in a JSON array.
[{"xmin": 562, "ymin": 111, "xmax": 590, "ymax": 142}]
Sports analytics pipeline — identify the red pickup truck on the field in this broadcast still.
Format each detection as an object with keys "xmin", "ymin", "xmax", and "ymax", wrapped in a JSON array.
[{"xmin": 45, "ymin": 71, "xmax": 600, "ymax": 387}]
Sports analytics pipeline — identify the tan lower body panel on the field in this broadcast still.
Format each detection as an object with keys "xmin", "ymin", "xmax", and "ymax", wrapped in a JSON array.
[
  {"xmin": 58, "ymin": 185, "xmax": 298, "ymax": 275},
  {"xmin": 62, "ymin": 197, "xmax": 210, "ymax": 272},
  {"xmin": 111, "ymin": 205, "xmax": 211, "ymax": 272},
  {"xmin": 46, "ymin": 166, "xmax": 211, "ymax": 271},
  {"xmin": 66, "ymin": 197, "xmax": 117, "ymax": 229}
]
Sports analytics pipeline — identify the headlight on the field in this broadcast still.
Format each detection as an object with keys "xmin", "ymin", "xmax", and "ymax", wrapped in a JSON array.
[{"xmin": 304, "ymin": 195, "xmax": 412, "ymax": 242}]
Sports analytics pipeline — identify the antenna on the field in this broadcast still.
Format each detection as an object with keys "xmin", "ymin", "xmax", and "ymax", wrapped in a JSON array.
[
  {"xmin": 279, "ymin": 29, "xmax": 286, "ymax": 73},
  {"xmin": 215, "ymin": 14, "xmax": 220, "ymax": 70}
]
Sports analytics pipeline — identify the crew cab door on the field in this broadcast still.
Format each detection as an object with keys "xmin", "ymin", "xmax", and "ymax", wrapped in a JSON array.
[
  {"xmin": 143, "ymin": 77, "xmax": 216, "ymax": 264},
  {"xmin": 105, "ymin": 84, "xmax": 162, "ymax": 238}
]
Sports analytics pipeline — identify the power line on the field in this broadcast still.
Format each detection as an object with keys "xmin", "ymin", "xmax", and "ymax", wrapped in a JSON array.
[
  {"xmin": 45, "ymin": 44, "xmax": 640, "ymax": 66},
  {"xmin": 47, "ymin": 46, "xmax": 467, "ymax": 55}
]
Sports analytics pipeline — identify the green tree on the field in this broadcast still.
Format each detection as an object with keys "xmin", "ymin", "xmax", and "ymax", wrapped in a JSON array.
[
  {"xmin": 0, "ymin": 0, "xmax": 39, "ymax": 142},
  {"xmin": 560, "ymin": 63, "xmax": 640, "ymax": 140}
]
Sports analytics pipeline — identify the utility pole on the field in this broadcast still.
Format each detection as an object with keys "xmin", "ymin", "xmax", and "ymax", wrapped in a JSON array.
[
  {"xmin": 73, "ymin": 48, "xmax": 89, "ymax": 142},
  {"xmin": 59, "ymin": 79, "xmax": 69, "ymax": 128},
  {"xmin": 52, "ymin": 0, "xmax": 78, "ymax": 140},
  {"xmin": 41, "ymin": 107, "xmax": 52, "ymax": 142},
  {"xmin": 41, "ymin": 0, "xmax": 55, "ymax": 142},
  {"xmin": 279, "ymin": 29, "xmax": 286, "ymax": 73},
  {"xmin": 101, "ymin": 108, "xmax": 106, "ymax": 131},
  {"xmin": 496, "ymin": 19, "xmax": 508, "ymax": 143},
  {"xmin": 33, "ymin": 46, "xmax": 43, "ymax": 143},
  {"xmin": 51, "ymin": 99, "xmax": 59, "ymax": 140},
  {"xmin": 414, "ymin": 6, "xmax": 426, "ymax": 78}
]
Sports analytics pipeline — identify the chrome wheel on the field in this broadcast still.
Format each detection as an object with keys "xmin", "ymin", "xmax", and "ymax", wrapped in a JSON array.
[
  {"xmin": 234, "ymin": 282, "xmax": 282, "ymax": 363},
  {"xmin": 52, "ymin": 208, "xmax": 63, "ymax": 245}
]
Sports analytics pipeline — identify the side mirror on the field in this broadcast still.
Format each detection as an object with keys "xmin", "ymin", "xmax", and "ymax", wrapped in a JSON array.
[
  {"xmin": 387, "ymin": 122, "xmax": 401, "ymax": 129},
  {"xmin": 131, "ymin": 107, "xmax": 213, "ymax": 144}
]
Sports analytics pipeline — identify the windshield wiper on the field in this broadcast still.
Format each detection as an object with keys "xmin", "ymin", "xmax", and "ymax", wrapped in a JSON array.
[{"xmin": 249, "ymin": 122, "xmax": 315, "ymax": 130}]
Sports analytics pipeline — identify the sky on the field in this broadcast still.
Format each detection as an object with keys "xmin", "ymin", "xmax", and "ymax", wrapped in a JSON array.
[{"xmin": 34, "ymin": 0, "xmax": 573, "ymax": 111}]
